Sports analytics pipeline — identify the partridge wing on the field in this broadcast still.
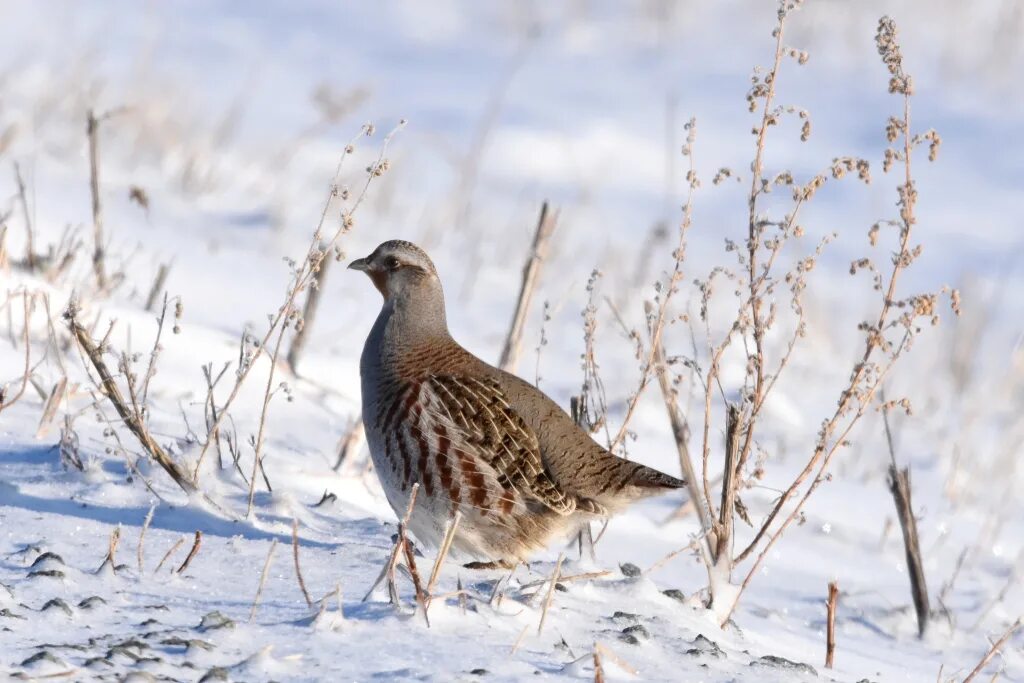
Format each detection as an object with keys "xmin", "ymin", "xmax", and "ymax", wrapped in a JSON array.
[{"xmin": 422, "ymin": 374, "xmax": 576, "ymax": 516}]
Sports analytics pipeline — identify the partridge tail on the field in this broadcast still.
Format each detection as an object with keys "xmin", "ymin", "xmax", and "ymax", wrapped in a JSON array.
[
  {"xmin": 630, "ymin": 464, "xmax": 685, "ymax": 491},
  {"xmin": 580, "ymin": 456, "xmax": 685, "ymax": 508}
]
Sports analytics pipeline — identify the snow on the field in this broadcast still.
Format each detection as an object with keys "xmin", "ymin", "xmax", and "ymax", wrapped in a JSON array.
[{"xmin": 1, "ymin": 1, "xmax": 1023, "ymax": 681}]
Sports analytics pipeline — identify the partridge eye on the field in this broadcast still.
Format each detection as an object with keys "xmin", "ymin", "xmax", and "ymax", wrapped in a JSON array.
[{"xmin": 385, "ymin": 256, "xmax": 402, "ymax": 270}]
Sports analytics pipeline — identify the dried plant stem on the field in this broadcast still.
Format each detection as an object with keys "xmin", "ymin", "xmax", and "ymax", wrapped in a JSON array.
[
  {"xmin": 286, "ymin": 242, "xmax": 331, "ymax": 374},
  {"xmin": 66, "ymin": 305, "xmax": 196, "ymax": 494},
  {"xmin": 145, "ymin": 262, "xmax": 172, "ymax": 313},
  {"xmin": 425, "ymin": 511, "xmax": 461, "ymax": 607},
  {"xmin": 363, "ymin": 483, "xmax": 420, "ymax": 604},
  {"xmin": 593, "ymin": 645, "xmax": 605, "ymax": 683},
  {"xmin": 499, "ymin": 201, "xmax": 558, "ymax": 373},
  {"xmin": 139, "ymin": 294, "xmax": 171, "ymax": 414},
  {"xmin": 138, "ymin": 505, "xmax": 155, "ymax": 574},
  {"xmin": 87, "ymin": 109, "xmax": 107, "ymax": 290},
  {"xmin": 962, "ymin": 619, "xmax": 1021, "ymax": 683},
  {"xmin": 95, "ymin": 525, "xmax": 122, "ymax": 574},
  {"xmin": 154, "ymin": 537, "xmax": 184, "ymax": 574},
  {"xmin": 718, "ymin": 16, "xmax": 937, "ymax": 624},
  {"xmin": 0, "ymin": 291, "xmax": 32, "ymax": 416},
  {"xmin": 652, "ymin": 337, "xmax": 712, "ymax": 543},
  {"xmin": 176, "ymin": 531, "xmax": 202, "ymax": 574},
  {"xmin": 826, "ymin": 581, "xmax": 839, "ymax": 668},
  {"xmin": 36, "ymin": 377, "xmax": 68, "ymax": 438},
  {"xmin": 609, "ymin": 117, "xmax": 697, "ymax": 453},
  {"xmin": 333, "ymin": 418, "xmax": 365, "ymax": 472},
  {"xmin": 519, "ymin": 570, "xmax": 610, "ymax": 592},
  {"xmin": 888, "ymin": 463, "xmax": 930, "ymax": 637},
  {"xmin": 249, "ymin": 538, "xmax": 279, "ymax": 622},
  {"xmin": 246, "ymin": 317, "xmax": 289, "ymax": 519},
  {"xmin": 292, "ymin": 519, "xmax": 313, "ymax": 608},
  {"xmin": 536, "ymin": 553, "xmax": 564, "ymax": 636},
  {"xmin": 593, "ymin": 643, "xmax": 637, "ymax": 677},
  {"xmin": 13, "ymin": 163, "xmax": 34, "ymax": 270},
  {"xmin": 402, "ymin": 527, "xmax": 429, "ymax": 625},
  {"xmin": 715, "ymin": 404, "xmax": 742, "ymax": 567},
  {"xmin": 192, "ymin": 123, "xmax": 402, "ymax": 483}
]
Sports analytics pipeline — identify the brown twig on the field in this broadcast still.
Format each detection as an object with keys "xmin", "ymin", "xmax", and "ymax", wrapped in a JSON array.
[
  {"xmin": 608, "ymin": 117, "xmax": 697, "ymax": 453},
  {"xmin": 292, "ymin": 518, "xmax": 313, "ymax": 608},
  {"xmin": 245, "ymin": 313, "xmax": 289, "ymax": 518},
  {"xmin": 402, "ymin": 526, "xmax": 429, "ymax": 625},
  {"xmin": 888, "ymin": 463, "xmax": 930, "ymax": 637},
  {"xmin": 593, "ymin": 644, "xmax": 605, "ymax": 683},
  {"xmin": 95, "ymin": 525, "xmax": 122, "ymax": 574},
  {"xmin": 176, "ymin": 531, "xmax": 202, "ymax": 574},
  {"xmin": 962, "ymin": 619, "xmax": 1021, "ymax": 683},
  {"xmin": 718, "ymin": 15, "xmax": 944, "ymax": 625},
  {"xmin": 144, "ymin": 262, "xmax": 172, "ymax": 313},
  {"xmin": 499, "ymin": 201, "xmax": 558, "ymax": 373},
  {"xmin": 332, "ymin": 418, "xmax": 365, "ymax": 472},
  {"xmin": 65, "ymin": 303, "xmax": 197, "ymax": 495},
  {"xmin": 286, "ymin": 243, "xmax": 331, "ymax": 374},
  {"xmin": 154, "ymin": 537, "xmax": 185, "ymax": 574},
  {"xmin": 537, "ymin": 553, "xmax": 564, "ymax": 636},
  {"xmin": 826, "ymin": 581, "xmax": 839, "ymax": 668},
  {"xmin": 426, "ymin": 511, "xmax": 462, "ymax": 608},
  {"xmin": 138, "ymin": 505, "xmax": 155, "ymax": 574},
  {"xmin": 13, "ymin": 162, "xmax": 35, "ymax": 270},
  {"xmin": 363, "ymin": 483, "xmax": 420, "ymax": 604},
  {"xmin": 0, "ymin": 291, "xmax": 32, "ymax": 416},
  {"xmin": 86, "ymin": 109, "xmax": 107, "ymax": 290},
  {"xmin": 192, "ymin": 122, "xmax": 403, "ymax": 483},
  {"xmin": 249, "ymin": 538, "xmax": 279, "ymax": 622},
  {"xmin": 652, "ymin": 334, "xmax": 712, "ymax": 543},
  {"xmin": 715, "ymin": 404, "xmax": 742, "ymax": 567}
]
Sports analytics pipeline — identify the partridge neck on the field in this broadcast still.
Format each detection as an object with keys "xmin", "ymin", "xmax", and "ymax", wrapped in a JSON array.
[{"xmin": 382, "ymin": 281, "xmax": 451, "ymax": 349}]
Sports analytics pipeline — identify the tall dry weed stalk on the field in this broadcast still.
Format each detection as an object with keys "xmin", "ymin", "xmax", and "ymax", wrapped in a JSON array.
[
  {"xmin": 192, "ymin": 121, "xmax": 403, "ymax": 496},
  {"xmin": 626, "ymin": 2, "xmax": 959, "ymax": 624}
]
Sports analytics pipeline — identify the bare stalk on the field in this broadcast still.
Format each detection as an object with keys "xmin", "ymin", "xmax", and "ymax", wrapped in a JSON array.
[
  {"xmin": 65, "ymin": 303, "xmax": 197, "ymax": 495},
  {"xmin": 245, "ymin": 316, "xmax": 289, "ymax": 519},
  {"xmin": 499, "ymin": 201, "xmax": 558, "ymax": 373},
  {"xmin": 363, "ymin": 483, "xmax": 420, "ymax": 605},
  {"xmin": 536, "ymin": 553, "xmax": 564, "ymax": 636},
  {"xmin": 87, "ymin": 109, "xmax": 106, "ymax": 290},
  {"xmin": 192, "ymin": 122, "xmax": 403, "ymax": 482},
  {"xmin": 962, "ymin": 619, "xmax": 1021, "ymax": 683},
  {"xmin": 145, "ymin": 262, "xmax": 172, "ymax": 313},
  {"xmin": 425, "ymin": 511, "xmax": 462, "ymax": 608},
  {"xmin": 292, "ymin": 518, "xmax": 313, "ymax": 608},
  {"xmin": 176, "ymin": 531, "xmax": 203, "ymax": 574},
  {"xmin": 138, "ymin": 505, "xmax": 155, "ymax": 574},
  {"xmin": 888, "ymin": 463, "xmax": 930, "ymax": 637},
  {"xmin": 154, "ymin": 537, "xmax": 184, "ymax": 574},
  {"xmin": 716, "ymin": 14, "xmax": 947, "ymax": 624},
  {"xmin": 608, "ymin": 118, "xmax": 698, "ymax": 452},
  {"xmin": 13, "ymin": 163, "xmax": 34, "ymax": 270},
  {"xmin": 95, "ymin": 525, "xmax": 122, "ymax": 574},
  {"xmin": 249, "ymin": 539, "xmax": 279, "ymax": 622},
  {"xmin": 826, "ymin": 581, "xmax": 839, "ymax": 668},
  {"xmin": 652, "ymin": 337, "xmax": 711, "ymax": 537},
  {"xmin": 0, "ymin": 291, "xmax": 32, "ymax": 416},
  {"xmin": 286, "ymin": 242, "xmax": 331, "ymax": 374},
  {"xmin": 333, "ymin": 418, "xmax": 365, "ymax": 472}
]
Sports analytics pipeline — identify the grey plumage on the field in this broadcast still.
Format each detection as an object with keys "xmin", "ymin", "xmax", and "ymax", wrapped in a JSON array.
[{"xmin": 350, "ymin": 240, "xmax": 684, "ymax": 565}]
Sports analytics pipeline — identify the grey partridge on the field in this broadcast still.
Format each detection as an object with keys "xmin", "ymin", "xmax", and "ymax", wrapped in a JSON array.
[{"xmin": 350, "ymin": 240, "xmax": 684, "ymax": 566}]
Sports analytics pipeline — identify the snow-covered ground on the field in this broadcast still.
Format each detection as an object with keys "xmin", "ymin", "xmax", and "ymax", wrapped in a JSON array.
[{"xmin": 1, "ymin": 1, "xmax": 1022, "ymax": 681}]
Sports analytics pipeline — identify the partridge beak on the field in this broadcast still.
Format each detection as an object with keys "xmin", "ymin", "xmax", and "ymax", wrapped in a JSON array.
[{"xmin": 348, "ymin": 256, "xmax": 370, "ymax": 272}]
